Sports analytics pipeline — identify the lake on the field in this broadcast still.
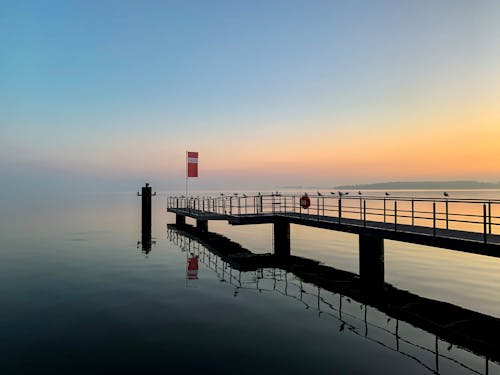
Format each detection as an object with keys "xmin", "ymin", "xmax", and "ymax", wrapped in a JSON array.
[{"xmin": 1, "ymin": 189, "xmax": 500, "ymax": 374}]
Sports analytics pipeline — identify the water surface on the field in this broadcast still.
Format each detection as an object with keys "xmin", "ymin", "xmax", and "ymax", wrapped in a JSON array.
[{"xmin": 1, "ymin": 190, "xmax": 499, "ymax": 374}]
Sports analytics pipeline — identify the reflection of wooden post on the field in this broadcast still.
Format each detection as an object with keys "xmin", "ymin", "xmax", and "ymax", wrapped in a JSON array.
[{"xmin": 359, "ymin": 235, "xmax": 384, "ymax": 291}]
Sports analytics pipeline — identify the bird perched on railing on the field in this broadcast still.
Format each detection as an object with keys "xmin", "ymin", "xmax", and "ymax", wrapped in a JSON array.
[
  {"xmin": 443, "ymin": 192, "xmax": 449, "ymax": 197},
  {"xmin": 385, "ymin": 192, "xmax": 390, "ymax": 196},
  {"xmin": 358, "ymin": 191, "xmax": 362, "ymax": 195},
  {"xmin": 330, "ymin": 192, "xmax": 335, "ymax": 195},
  {"xmin": 317, "ymin": 192, "xmax": 322, "ymax": 196}
]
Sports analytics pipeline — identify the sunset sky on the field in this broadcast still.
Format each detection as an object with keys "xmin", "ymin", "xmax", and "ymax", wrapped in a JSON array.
[{"xmin": 1, "ymin": 1, "xmax": 499, "ymax": 190}]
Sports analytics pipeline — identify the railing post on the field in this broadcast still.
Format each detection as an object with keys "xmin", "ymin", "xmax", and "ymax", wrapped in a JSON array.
[
  {"xmin": 363, "ymin": 200, "xmax": 366, "ymax": 227},
  {"xmin": 359, "ymin": 198, "xmax": 362, "ymax": 220},
  {"xmin": 230, "ymin": 197, "xmax": 233, "ymax": 215},
  {"xmin": 293, "ymin": 196, "xmax": 296, "ymax": 213},
  {"xmin": 394, "ymin": 201, "xmax": 397, "ymax": 231},
  {"xmin": 488, "ymin": 201, "xmax": 492, "ymax": 234},
  {"xmin": 338, "ymin": 198, "xmax": 342, "ymax": 224},
  {"xmin": 445, "ymin": 199, "xmax": 449, "ymax": 230},
  {"xmin": 272, "ymin": 194, "xmax": 275, "ymax": 214},
  {"xmin": 383, "ymin": 198, "xmax": 386, "ymax": 223},
  {"xmin": 411, "ymin": 199, "xmax": 414, "ymax": 226},
  {"xmin": 238, "ymin": 197, "xmax": 241, "ymax": 215},
  {"xmin": 317, "ymin": 197, "xmax": 320, "ymax": 219},
  {"xmin": 433, "ymin": 202, "xmax": 436, "ymax": 237},
  {"xmin": 484, "ymin": 204, "xmax": 487, "ymax": 244},
  {"xmin": 176, "ymin": 198, "xmax": 179, "ymax": 209},
  {"xmin": 322, "ymin": 197, "xmax": 325, "ymax": 216}
]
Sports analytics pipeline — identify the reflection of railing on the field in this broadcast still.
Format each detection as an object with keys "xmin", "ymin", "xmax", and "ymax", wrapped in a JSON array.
[
  {"xmin": 167, "ymin": 227, "xmax": 498, "ymax": 375},
  {"xmin": 168, "ymin": 193, "xmax": 500, "ymax": 238}
]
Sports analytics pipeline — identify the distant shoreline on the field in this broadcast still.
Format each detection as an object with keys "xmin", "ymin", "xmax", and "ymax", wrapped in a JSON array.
[
  {"xmin": 335, "ymin": 181, "xmax": 500, "ymax": 190},
  {"xmin": 281, "ymin": 180, "xmax": 500, "ymax": 190}
]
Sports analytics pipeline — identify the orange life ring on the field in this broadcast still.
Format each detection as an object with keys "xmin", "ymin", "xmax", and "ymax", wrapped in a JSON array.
[{"xmin": 300, "ymin": 195, "xmax": 311, "ymax": 209}]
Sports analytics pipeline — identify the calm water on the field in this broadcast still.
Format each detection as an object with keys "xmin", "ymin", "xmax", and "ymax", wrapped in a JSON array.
[{"xmin": 1, "ymin": 190, "xmax": 500, "ymax": 374}]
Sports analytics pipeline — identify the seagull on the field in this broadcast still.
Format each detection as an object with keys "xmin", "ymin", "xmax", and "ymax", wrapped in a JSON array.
[
  {"xmin": 220, "ymin": 193, "xmax": 224, "ymax": 196},
  {"xmin": 358, "ymin": 191, "xmax": 362, "ymax": 195},
  {"xmin": 443, "ymin": 192, "xmax": 449, "ymax": 197},
  {"xmin": 317, "ymin": 191, "xmax": 322, "ymax": 196},
  {"xmin": 385, "ymin": 192, "xmax": 390, "ymax": 196},
  {"xmin": 233, "ymin": 193, "xmax": 238, "ymax": 196},
  {"xmin": 330, "ymin": 192, "xmax": 336, "ymax": 195},
  {"xmin": 344, "ymin": 192, "xmax": 349, "ymax": 195}
]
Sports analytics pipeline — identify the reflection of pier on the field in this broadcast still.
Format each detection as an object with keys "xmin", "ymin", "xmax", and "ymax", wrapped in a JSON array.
[{"xmin": 167, "ymin": 224, "xmax": 500, "ymax": 374}]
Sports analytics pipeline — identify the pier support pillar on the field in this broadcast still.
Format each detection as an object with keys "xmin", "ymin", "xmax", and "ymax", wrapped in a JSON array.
[
  {"xmin": 359, "ymin": 235, "xmax": 384, "ymax": 291},
  {"xmin": 274, "ymin": 221, "xmax": 290, "ymax": 256},
  {"xmin": 176, "ymin": 214, "xmax": 186, "ymax": 225},
  {"xmin": 196, "ymin": 219, "xmax": 208, "ymax": 233}
]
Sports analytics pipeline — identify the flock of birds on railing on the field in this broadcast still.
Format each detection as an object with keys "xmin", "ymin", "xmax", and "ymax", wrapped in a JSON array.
[{"xmin": 174, "ymin": 191, "xmax": 450, "ymax": 199}]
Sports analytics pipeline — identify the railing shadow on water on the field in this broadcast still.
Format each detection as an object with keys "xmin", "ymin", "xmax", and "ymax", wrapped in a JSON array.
[
  {"xmin": 167, "ymin": 193, "xmax": 500, "ymax": 240},
  {"xmin": 166, "ymin": 224, "xmax": 500, "ymax": 375}
]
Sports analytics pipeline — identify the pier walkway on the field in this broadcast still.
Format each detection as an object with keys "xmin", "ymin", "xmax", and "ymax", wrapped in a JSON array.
[{"xmin": 168, "ymin": 193, "xmax": 500, "ymax": 258}]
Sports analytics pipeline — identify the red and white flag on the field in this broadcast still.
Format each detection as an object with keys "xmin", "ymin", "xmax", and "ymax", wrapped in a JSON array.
[{"xmin": 187, "ymin": 151, "xmax": 198, "ymax": 178}]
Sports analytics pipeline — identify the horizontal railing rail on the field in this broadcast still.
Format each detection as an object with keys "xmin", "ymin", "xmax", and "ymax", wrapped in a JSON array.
[{"xmin": 167, "ymin": 193, "xmax": 500, "ymax": 241}]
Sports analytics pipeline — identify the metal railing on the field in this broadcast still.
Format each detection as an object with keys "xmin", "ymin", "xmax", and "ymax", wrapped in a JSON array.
[{"xmin": 167, "ymin": 193, "xmax": 500, "ymax": 241}]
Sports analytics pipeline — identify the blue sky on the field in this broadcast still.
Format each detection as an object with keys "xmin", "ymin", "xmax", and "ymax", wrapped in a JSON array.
[{"xmin": 1, "ymin": 1, "xmax": 499, "ymax": 191}]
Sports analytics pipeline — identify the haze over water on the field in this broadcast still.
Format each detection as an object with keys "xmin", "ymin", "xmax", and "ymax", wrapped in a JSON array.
[
  {"xmin": 2, "ymin": 1, "xmax": 500, "ymax": 373},
  {"xmin": 1, "ymin": 189, "xmax": 500, "ymax": 374}
]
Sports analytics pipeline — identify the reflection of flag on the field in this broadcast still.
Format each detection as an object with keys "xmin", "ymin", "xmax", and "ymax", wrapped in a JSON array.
[
  {"xmin": 187, "ymin": 151, "xmax": 198, "ymax": 178},
  {"xmin": 187, "ymin": 255, "xmax": 199, "ymax": 280}
]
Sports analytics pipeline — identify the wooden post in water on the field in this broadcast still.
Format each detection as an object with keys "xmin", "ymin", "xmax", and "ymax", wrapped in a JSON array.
[
  {"xmin": 138, "ymin": 183, "xmax": 156, "ymax": 253},
  {"xmin": 138, "ymin": 183, "xmax": 155, "ymax": 231}
]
